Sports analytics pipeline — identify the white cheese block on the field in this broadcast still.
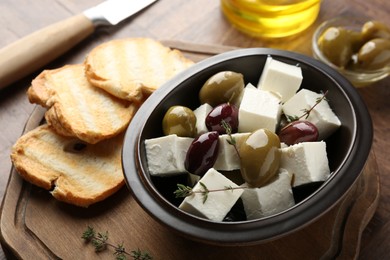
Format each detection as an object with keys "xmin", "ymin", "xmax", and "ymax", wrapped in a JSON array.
[
  {"xmin": 193, "ymin": 103, "xmax": 213, "ymax": 135},
  {"xmin": 241, "ymin": 169, "xmax": 295, "ymax": 220},
  {"xmin": 238, "ymin": 83, "xmax": 282, "ymax": 133},
  {"xmin": 257, "ymin": 57, "xmax": 302, "ymax": 103},
  {"xmin": 280, "ymin": 141, "xmax": 330, "ymax": 187},
  {"xmin": 213, "ymin": 133, "xmax": 250, "ymax": 171},
  {"xmin": 282, "ymin": 89, "xmax": 341, "ymax": 140},
  {"xmin": 179, "ymin": 168, "xmax": 244, "ymax": 221},
  {"xmin": 145, "ymin": 134, "xmax": 193, "ymax": 176}
]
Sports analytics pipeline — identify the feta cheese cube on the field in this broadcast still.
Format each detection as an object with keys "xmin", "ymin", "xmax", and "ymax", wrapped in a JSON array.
[
  {"xmin": 145, "ymin": 134, "xmax": 193, "ymax": 176},
  {"xmin": 213, "ymin": 133, "xmax": 250, "ymax": 171},
  {"xmin": 193, "ymin": 103, "xmax": 213, "ymax": 135},
  {"xmin": 257, "ymin": 57, "xmax": 302, "ymax": 103},
  {"xmin": 241, "ymin": 169, "xmax": 295, "ymax": 220},
  {"xmin": 238, "ymin": 83, "xmax": 282, "ymax": 133},
  {"xmin": 282, "ymin": 89, "xmax": 341, "ymax": 140},
  {"xmin": 280, "ymin": 141, "xmax": 330, "ymax": 187},
  {"xmin": 179, "ymin": 168, "xmax": 244, "ymax": 221}
]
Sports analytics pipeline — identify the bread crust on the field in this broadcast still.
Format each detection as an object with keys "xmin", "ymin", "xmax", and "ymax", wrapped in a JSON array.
[
  {"xmin": 10, "ymin": 125, "xmax": 125, "ymax": 207},
  {"xmin": 28, "ymin": 64, "xmax": 137, "ymax": 144},
  {"xmin": 84, "ymin": 38, "xmax": 194, "ymax": 103},
  {"xmin": 14, "ymin": 38, "xmax": 196, "ymax": 207}
]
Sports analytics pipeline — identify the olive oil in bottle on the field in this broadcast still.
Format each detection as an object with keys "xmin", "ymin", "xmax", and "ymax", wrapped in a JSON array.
[{"xmin": 221, "ymin": 0, "xmax": 321, "ymax": 38}]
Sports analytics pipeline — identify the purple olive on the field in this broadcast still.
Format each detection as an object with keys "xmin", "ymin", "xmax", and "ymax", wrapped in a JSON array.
[
  {"xmin": 205, "ymin": 103, "xmax": 238, "ymax": 134},
  {"xmin": 185, "ymin": 131, "xmax": 219, "ymax": 176},
  {"xmin": 278, "ymin": 121, "xmax": 319, "ymax": 145}
]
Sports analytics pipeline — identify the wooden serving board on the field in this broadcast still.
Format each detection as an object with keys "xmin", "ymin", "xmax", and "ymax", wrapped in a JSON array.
[{"xmin": 0, "ymin": 43, "xmax": 380, "ymax": 260}]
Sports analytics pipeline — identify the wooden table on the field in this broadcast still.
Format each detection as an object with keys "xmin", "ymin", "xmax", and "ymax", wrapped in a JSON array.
[{"xmin": 0, "ymin": 0, "xmax": 389, "ymax": 259}]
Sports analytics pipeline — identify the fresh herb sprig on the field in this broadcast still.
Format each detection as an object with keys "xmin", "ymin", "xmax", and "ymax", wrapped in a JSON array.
[
  {"xmin": 221, "ymin": 119, "xmax": 240, "ymax": 158},
  {"xmin": 174, "ymin": 182, "xmax": 247, "ymax": 203},
  {"xmin": 82, "ymin": 226, "xmax": 152, "ymax": 260},
  {"xmin": 285, "ymin": 90, "xmax": 329, "ymax": 123}
]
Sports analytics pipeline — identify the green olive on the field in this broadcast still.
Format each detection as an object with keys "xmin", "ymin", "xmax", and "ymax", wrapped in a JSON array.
[
  {"xmin": 349, "ymin": 30, "xmax": 365, "ymax": 52},
  {"xmin": 362, "ymin": 21, "xmax": 390, "ymax": 42},
  {"xmin": 355, "ymin": 38, "xmax": 390, "ymax": 70},
  {"xmin": 199, "ymin": 71, "xmax": 244, "ymax": 106},
  {"xmin": 318, "ymin": 27, "xmax": 354, "ymax": 68},
  {"xmin": 162, "ymin": 106, "xmax": 196, "ymax": 137},
  {"xmin": 239, "ymin": 129, "xmax": 281, "ymax": 188}
]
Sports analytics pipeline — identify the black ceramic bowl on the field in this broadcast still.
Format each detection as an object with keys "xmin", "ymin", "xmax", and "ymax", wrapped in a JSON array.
[{"xmin": 122, "ymin": 48, "xmax": 373, "ymax": 245}]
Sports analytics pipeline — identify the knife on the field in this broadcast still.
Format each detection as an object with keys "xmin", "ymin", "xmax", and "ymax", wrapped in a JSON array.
[{"xmin": 0, "ymin": 0, "xmax": 157, "ymax": 90}]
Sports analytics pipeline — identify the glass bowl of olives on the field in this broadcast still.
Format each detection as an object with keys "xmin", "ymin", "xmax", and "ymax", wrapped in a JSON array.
[
  {"xmin": 122, "ymin": 48, "xmax": 373, "ymax": 245},
  {"xmin": 312, "ymin": 16, "xmax": 390, "ymax": 87}
]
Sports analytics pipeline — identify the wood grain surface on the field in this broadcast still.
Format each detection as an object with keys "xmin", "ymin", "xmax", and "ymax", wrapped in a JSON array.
[{"xmin": 0, "ymin": 0, "xmax": 389, "ymax": 259}]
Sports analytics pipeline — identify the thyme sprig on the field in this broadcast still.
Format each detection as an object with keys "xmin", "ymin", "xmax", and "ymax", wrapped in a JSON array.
[
  {"xmin": 221, "ymin": 120, "xmax": 240, "ymax": 158},
  {"xmin": 285, "ymin": 90, "xmax": 329, "ymax": 123},
  {"xmin": 174, "ymin": 182, "xmax": 209, "ymax": 203},
  {"xmin": 174, "ymin": 182, "xmax": 248, "ymax": 203},
  {"xmin": 173, "ymin": 119, "xmax": 249, "ymax": 203},
  {"xmin": 82, "ymin": 226, "xmax": 152, "ymax": 260}
]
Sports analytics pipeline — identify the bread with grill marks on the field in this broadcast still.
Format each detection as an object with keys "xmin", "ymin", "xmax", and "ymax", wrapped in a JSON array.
[
  {"xmin": 27, "ymin": 64, "xmax": 137, "ymax": 144},
  {"xmin": 10, "ymin": 124, "xmax": 125, "ymax": 207},
  {"xmin": 84, "ymin": 38, "xmax": 194, "ymax": 103}
]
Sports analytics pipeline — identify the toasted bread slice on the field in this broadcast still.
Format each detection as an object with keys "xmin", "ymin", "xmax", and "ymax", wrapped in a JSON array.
[
  {"xmin": 84, "ymin": 38, "xmax": 194, "ymax": 103},
  {"xmin": 10, "ymin": 124, "xmax": 125, "ymax": 207},
  {"xmin": 28, "ymin": 64, "xmax": 137, "ymax": 144}
]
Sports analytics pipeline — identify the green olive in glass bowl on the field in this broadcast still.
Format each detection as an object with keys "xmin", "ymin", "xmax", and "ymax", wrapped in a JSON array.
[{"xmin": 312, "ymin": 16, "xmax": 390, "ymax": 87}]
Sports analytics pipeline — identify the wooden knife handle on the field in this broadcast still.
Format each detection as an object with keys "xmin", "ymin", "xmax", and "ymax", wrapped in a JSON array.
[{"xmin": 0, "ymin": 14, "xmax": 95, "ymax": 90}]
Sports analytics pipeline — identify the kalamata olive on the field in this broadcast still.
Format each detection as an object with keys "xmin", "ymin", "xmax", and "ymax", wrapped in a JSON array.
[
  {"xmin": 239, "ymin": 129, "xmax": 281, "ymax": 188},
  {"xmin": 199, "ymin": 71, "xmax": 244, "ymax": 106},
  {"xmin": 278, "ymin": 120, "xmax": 319, "ymax": 145},
  {"xmin": 162, "ymin": 106, "xmax": 196, "ymax": 137},
  {"xmin": 205, "ymin": 103, "xmax": 238, "ymax": 134},
  {"xmin": 185, "ymin": 131, "xmax": 219, "ymax": 176},
  {"xmin": 318, "ymin": 27, "xmax": 354, "ymax": 68},
  {"xmin": 355, "ymin": 38, "xmax": 390, "ymax": 70},
  {"xmin": 362, "ymin": 21, "xmax": 390, "ymax": 41}
]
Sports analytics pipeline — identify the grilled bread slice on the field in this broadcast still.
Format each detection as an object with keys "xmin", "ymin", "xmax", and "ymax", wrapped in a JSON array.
[
  {"xmin": 10, "ymin": 124, "xmax": 125, "ymax": 207},
  {"xmin": 28, "ymin": 64, "xmax": 137, "ymax": 144},
  {"xmin": 84, "ymin": 38, "xmax": 194, "ymax": 103}
]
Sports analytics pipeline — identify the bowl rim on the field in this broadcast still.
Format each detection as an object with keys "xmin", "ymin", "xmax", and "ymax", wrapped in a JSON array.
[{"xmin": 122, "ymin": 48, "xmax": 373, "ymax": 245}]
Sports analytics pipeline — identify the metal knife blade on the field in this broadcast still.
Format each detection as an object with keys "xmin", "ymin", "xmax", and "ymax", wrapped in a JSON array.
[
  {"xmin": 84, "ymin": 0, "xmax": 158, "ymax": 26},
  {"xmin": 0, "ymin": 0, "xmax": 158, "ymax": 90}
]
